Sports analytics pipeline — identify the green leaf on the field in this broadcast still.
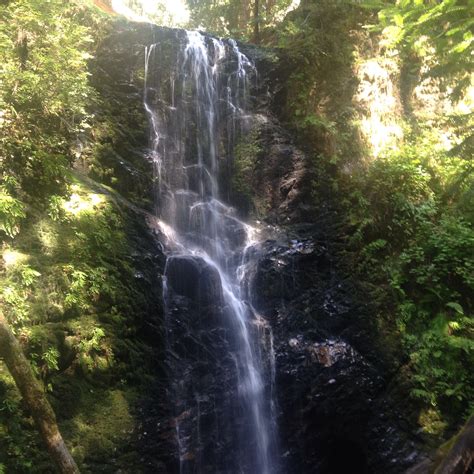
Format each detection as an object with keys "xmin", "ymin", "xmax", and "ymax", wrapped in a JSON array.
[{"xmin": 446, "ymin": 302, "xmax": 464, "ymax": 314}]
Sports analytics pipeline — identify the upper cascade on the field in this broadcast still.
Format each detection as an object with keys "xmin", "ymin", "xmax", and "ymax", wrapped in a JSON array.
[{"xmin": 144, "ymin": 30, "xmax": 256, "ymax": 264}]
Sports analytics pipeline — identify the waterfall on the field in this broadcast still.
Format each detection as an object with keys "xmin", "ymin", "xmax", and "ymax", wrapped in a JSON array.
[{"xmin": 144, "ymin": 31, "xmax": 278, "ymax": 473}]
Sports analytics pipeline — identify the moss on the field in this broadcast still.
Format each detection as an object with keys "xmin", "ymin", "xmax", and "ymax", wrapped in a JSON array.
[
  {"xmin": 0, "ymin": 172, "xmax": 163, "ymax": 471},
  {"xmin": 231, "ymin": 127, "xmax": 262, "ymax": 215},
  {"xmin": 418, "ymin": 408, "xmax": 448, "ymax": 437},
  {"xmin": 60, "ymin": 387, "xmax": 136, "ymax": 470},
  {"xmin": 0, "ymin": 370, "xmax": 51, "ymax": 473}
]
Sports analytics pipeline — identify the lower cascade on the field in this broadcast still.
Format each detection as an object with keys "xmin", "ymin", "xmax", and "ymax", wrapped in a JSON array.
[{"xmin": 144, "ymin": 30, "xmax": 278, "ymax": 473}]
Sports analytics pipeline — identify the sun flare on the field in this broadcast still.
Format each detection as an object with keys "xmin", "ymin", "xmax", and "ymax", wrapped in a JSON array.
[{"xmin": 111, "ymin": 0, "xmax": 190, "ymax": 27}]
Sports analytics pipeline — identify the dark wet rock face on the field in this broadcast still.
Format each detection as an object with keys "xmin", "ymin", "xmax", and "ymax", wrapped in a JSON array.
[
  {"xmin": 247, "ymin": 116, "xmax": 312, "ymax": 223},
  {"xmin": 154, "ymin": 255, "xmax": 275, "ymax": 474},
  {"xmin": 249, "ymin": 230, "xmax": 426, "ymax": 473},
  {"xmin": 135, "ymin": 256, "xmax": 234, "ymax": 473},
  {"xmin": 166, "ymin": 256, "xmax": 223, "ymax": 306}
]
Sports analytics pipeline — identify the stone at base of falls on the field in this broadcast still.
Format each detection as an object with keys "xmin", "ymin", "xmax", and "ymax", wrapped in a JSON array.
[{"xmin": 166, "ymin": 256, "xmax": 223, "ymax": 306}]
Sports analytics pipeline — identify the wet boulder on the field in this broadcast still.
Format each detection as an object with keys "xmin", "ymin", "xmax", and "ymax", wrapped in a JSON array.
[{"xmin": 166, "ymin": 255, "xmax": 223, "ymax": 307}]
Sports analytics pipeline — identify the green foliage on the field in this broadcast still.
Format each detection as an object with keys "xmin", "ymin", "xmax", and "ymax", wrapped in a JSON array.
[
  {"xmin": 186, "ymin": 0, "xmax": 295, "ymax": 41},
  {"xmin": 41, "ymin": 346, "xmax": 60, "ymax": 372},
  {"xmin": 1, "ymin": 0, "xmax": 95, "ymax": 122},
  {"xmin": 349, "ymin": 144, "xmax": 437, "ymax": 248},
  {"xmin": 0, "ymin": 0, "xmax": 104, "ymax": 225},
  {"xmin": 0, "ymin": 189, "xmax": 26, "ymax": 238},
  {"xmin": 375, "ymin": 0, "xmax": 474, "ymax": 99},
  {"xmin": 1, "ymin": 259, "xmax": 41, "ymax": 328},
  {"xmin": 276, "ymin": 0, "xmax": 368, "ymax": 163},
  {"xmin": 76, "ymin": 327, "xmax": 111, "ymax": 373},
  {"xmin": 348, "ymin": 123, "xmax": 474, "ymax": 422},
  {"xmin": 0, "ymin": 372, "xmax": 51, "ymax": 472},
  {"xmin": 392, "ymin": 216, "xmax": 473, "ymax": 414},
  {"xmin": 407, "ymin": 312, "xmax": 474, "ymax": 415}
]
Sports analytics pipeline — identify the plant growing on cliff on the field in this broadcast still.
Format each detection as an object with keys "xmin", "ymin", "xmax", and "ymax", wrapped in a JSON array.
[
  {"xmin": 347, "ymin": 122, "xmax": 474, "ymax": 424},
  {"xmin": 231, "ymin": 128, "xmax": 262, "ymax": 211}
]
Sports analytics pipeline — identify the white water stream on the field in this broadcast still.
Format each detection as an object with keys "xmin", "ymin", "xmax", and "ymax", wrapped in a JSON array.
[{"xmin": 144, "ymin": 31, "xmax": 278, "ymax": 473}]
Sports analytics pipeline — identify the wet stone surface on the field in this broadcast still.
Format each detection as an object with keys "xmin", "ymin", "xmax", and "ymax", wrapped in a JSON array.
[{"xmin": 250, "ymin": 230, "xmax": 426, "ymax": 474}]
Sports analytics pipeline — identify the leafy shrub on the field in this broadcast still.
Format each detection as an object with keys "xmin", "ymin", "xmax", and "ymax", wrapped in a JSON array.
[
  {"xmin": 349, "ymin": 128, "xmax": 473, "ymax": 423},
  {"xmin": 350, "ymin": 151, "xmax": 437, "ymax": 249}
]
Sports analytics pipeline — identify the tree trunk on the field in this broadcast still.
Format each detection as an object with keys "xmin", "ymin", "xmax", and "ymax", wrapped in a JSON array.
[
  {"xmin": 406, "ymin": 416, "xmax": 474, "ymax": 474},
  {"xmin": 0, "ymin": 313, "xmax": 79, "ymax": 473},
  {"xmin": 253, "ymin": 0, "xmax": 260, "ymax": 43},
  {"xmin": 16, "ymin": 29, "xmax": 28, "ymax": 70},
  {"xmin": 436, "ymin": 415, "xmax": 474, "ymax": 474},
  {"xmin": 92, "ymin": 0, "xmax": 115, "ymax": 15}
]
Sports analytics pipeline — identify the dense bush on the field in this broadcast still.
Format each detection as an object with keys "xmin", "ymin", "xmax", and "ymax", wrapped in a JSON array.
[{"xmin": 349, "ymin": 140, "xmax": 473, "ymax": 420}]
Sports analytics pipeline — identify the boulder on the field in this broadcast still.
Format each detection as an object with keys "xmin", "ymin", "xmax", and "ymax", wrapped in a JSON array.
[{"xmin": 166, "ymin": 255, "xmax": 223, "ymax": 307}]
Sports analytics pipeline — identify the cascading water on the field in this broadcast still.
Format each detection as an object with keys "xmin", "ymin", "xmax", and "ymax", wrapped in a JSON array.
[{"xmin": 144, "ymin": 31, "xmax": 278, "ymax": 473}]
